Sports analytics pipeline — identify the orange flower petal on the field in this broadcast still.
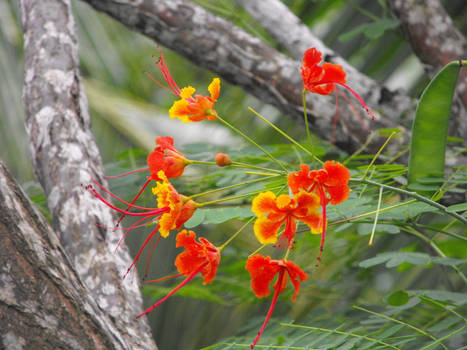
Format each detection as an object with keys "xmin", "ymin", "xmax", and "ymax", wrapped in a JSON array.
[
  {"xmin": 323, "ymin": 161, "xmax": 350, "ymax": 186},
  {"xmin": 325, "ymin": 185, "xmax": 349, "ymax": 205},
  {"xmin": 208, "ymin": 78, "xmax": 220, "ymax": 101},
  {"xmin": 284, "ymin": 260, "xmax": 308, "ymax": 301},
  {"xmin": 245, "ymin": 255, "xmax": 281, "ymax": 298},
  {"xmin": 302, "ymin": 48, "xmax": 322, "ymax": 68},
  {"xmin": 287, "ymin": 164, "xmax": 311, "ymax": 194},
  {"xmin": 254, "ymin": 216, "xmax": 283, "ymax": 244},
  {"xmin": 252, "ymin": 191, "xmax": 278, "ymax": 216},
  {"xmin": 321, "ymin": 62, "xmax": 346, "ymax": 85}
]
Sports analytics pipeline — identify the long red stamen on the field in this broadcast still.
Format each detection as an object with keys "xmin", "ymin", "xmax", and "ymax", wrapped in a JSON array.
[
  {"xmin": 104, "ymin": 167, "xmax": 149, "ymax": 179},
  {"xmin": 145, "ymin": 71, "xmax": 180, "ymax": 97},
  {"xmin": 144, "ymin": 234, "xmax": 162, "ymax": 279},
  {"xmin": 339, "ymin": 89, "xmax": 370, "ymax": 133},
  {"xmin": 123, "ymin": 227, "xmax": 160, "ymax": 279},
  {"xmin": 331, "ymin": 88, "xmax": 339, "ymax": 145},
  {"xmin": 336, "ymin": 82, "xmax": 375, "ymax": 120},
  {"xmin": 117, "ymin": 178, "xmax": 152, "ymax": 226},
  {"xmin": 156, "ymin": 47, "xmax": 182, "ymax": 96},
  {"xmin": 316, "ymin": 187, "xmax": 327, "ymax": 266},
  {"xmin": 86, "ymin": 184, "xmax": 169, "ymax": 217},
  {"xmin": 115, "ymin": 216, "xmax": 157, "ymax": 252},
  {"xmin": 92, "ymin": 179, "xmax": 157, "ymax": 210},
  {"xmin": 137, "ymin": 263, "xmax": 206, "ymax": 318},
  {"xmin": 144, "ymin": 273, "xmax": 184, "ymax": 284},
  {"xmin": 250, "ymin": 271, "xmax": 284, "ymax": 349}
]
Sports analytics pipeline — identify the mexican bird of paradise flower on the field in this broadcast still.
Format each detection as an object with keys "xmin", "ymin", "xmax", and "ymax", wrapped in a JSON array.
[
  {"xmin": 301, "ymin": 47, "xmax": 374, "ymax": 143},
  {"xmin": 246, "ymin": 255, "xmax": 308, "ymax": 349},
  {"xmin": 288, "ymin": 161, "xmax": 350, "ymax": 263},
  {"xmin": 106, "ymin": 136, "xmax": 188, "ymax": 227},
  {"xmin": 152, "ymin": 170, "xmax": 198, "ymax": 238},
  {"xmin": 138, "ymin": 230, "xmax": 220, "ymax": 318},
  {"xmin": 252, "ymin": 190, "xmax": 322, "ymax": 247},
  {"xmin": 145, "ymin": 47, "xmax": 221, "ymax": 123}
]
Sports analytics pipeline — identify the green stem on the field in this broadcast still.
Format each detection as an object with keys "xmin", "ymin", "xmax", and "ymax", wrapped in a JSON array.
[
  {"xmin": 329, "ymin": 200, "xmax": 417, "ymax": 226},
  {"xmin": 368, "ymin": 186, "xmax": 383, "ymax": 246},
  {"xmin": 280, "ymin": 323, "xmax": 399, "ymax": 350},
  {"xmin": 343, "ymin": 132, "xmax": 376, "ymax": 165},
  {"xmin": 362, "ymin": 131, "xmax": 397, "ymax": 181},
  {"xmin": 248, "ymin": 107, "xmax": 322, "ymax": 164},
  {"xmin": 302, "ymin": 89, "xmax": 313, "ymax": 149},
  {"xmin": 219, "ymin": 217, "xmax": 255, "ymax": 251},
  {"xmin": 249, "ymin": 244, "xmax": 267, "ymax": 257},
  {"xmin": 401, "ymin": 226, "xmax": 467, "ymax": 284},
  {"xmin": 188, "ymin": 159, "xmax": 285, "ymax": 174},
  {"xmin": 214, "ymin": 114, "xmax": 288, "ymax": 172},
  {"xmin": 353, "ymin": 305, "xmax": 446, "ymax": 348},
  {"xmin": 197, "ymin": 185, "xmax": 284, "ymax": 207},
  {"xmin": 188, "ymin": 175, "xmax": 280, "ymax": 200},
  {"xmin": 351, "ymin": 178, "xmax": 467, "ymax": 225},
  {"xmin": 419, "ymin": 326, "xmax": 465, "ymax": 350}
]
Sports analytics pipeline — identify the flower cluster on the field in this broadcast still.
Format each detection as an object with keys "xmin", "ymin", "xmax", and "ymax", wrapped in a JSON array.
[{"xmin": 87, "ymin": 47, "xmax": 367, "ymax": 349}]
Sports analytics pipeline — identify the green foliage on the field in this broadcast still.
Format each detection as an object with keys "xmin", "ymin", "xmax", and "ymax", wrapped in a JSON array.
[{"xmin": 408, "ymin": 61, "xmax": 463, "ymax": 192}]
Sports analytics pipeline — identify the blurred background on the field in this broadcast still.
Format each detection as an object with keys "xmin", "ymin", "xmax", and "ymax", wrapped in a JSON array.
[{"xmin": 1, "ymin": 1, "xmax": 466, "ymax": 349}]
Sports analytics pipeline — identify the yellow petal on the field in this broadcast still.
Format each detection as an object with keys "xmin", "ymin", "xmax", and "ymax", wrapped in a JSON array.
[
  {"xmin": 208, "ymin": 78, "xmax": 220, "ymax": 101},
  {"xmin": 252, "ymin": 191, "xmax": 277, "ymax": 216},
  {"xmin": 180, "ymin": 86, "xmax": 195, "ymax": 99}
]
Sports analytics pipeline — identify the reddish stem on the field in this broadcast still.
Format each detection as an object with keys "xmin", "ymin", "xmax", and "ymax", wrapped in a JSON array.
[
  {"xmin": 144, "ymin": 273, "xmax": 184, "ymax": 284},
  {"xmin": 331, "ymin": 88, "xmax": 339, "ymax": 145},
  {"xmin": 123, "ymin": 227, "xmax": 160, "ymax": 279},
  {"xmin": 316, "ymin": 187, "xmax": 327, "ymax": 266},
  {"xmin": 115, "ymin": 215, "xmax": 156, "ymax": 252},
  {"xmin": 336, "ymin": 82, "xmax": 375, "ymax": 120},
  {"xmin": 137, "ymin": 264, "xmax": 206, "ymax": 318},
  {"xmin": 92, "ymin": 178, "xmax": 157, "ymax": 210},
  {"xmin": 144, "ymin": 234, "xmax": 162, "ymax": 279},
  {"xmin": 86, "ymin": 184, "xmax": 169, "ymax": 217},
  {"xmin": 117, "ymin": 178, "xmax": 152, "ymax": 226},
  {"xmin": 338, "ymin": 89, "xmax": 370, "ymax": 133},
  {"xmin": 250, "ymin": 271, "xmax": 284, "ymax": 349},
  {"xmin": 104, "ymin": 167, "xmax": 149, "ymax": 179}
]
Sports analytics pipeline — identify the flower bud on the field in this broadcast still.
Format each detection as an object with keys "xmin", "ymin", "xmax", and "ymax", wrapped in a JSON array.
[{"xmin": 215, "ymin": 153, "xmax": 231, "ymax": 167}]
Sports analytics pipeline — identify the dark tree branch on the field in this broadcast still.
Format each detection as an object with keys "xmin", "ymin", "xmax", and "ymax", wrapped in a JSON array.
[
  {"xmin": 387, "ymin": 0, "xmax": 467, "ymax": 138},
  {"xmin": 0, "ymin": 161, "xmax": 126, "ymax": 349},
  {"xmin": 20, "ymin": 0, "xmax": 156, "ymax": 348},
  {"xmin": 79, "ymin": 0, "xmax": 414, "ymax": 155}
]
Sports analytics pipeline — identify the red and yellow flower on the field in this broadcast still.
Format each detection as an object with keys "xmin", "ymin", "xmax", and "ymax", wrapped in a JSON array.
[
  {"xmin": 169, "ymin": 78, "xmax": 220, "ymax": 123},
  {"xmin": 252, "ymin": 190, "xmax": 322, "ymax": 246},
  {"xmin": 153, "ymin": 171, "xmax": 198, "ymax": 238},
  {"xmin": 301, "ymin": 47, "xmax": 346, "ymax": 95},
  {"xmin": 287, "ymin": 161, "xmax": 350, "ymax": 263},
  {"xmin": 146, "ymin": 47, "xmax": 221, "ymax": 123},
  {"xmin": 246, "ymin": 255, "xmax": 308, "ymax": 349},
  {"xmin": 147, "ymin": 136, "xmax": 189, "ymax": 180},
  {"xmin": 138, "ymin": 230, "xmax": 220, "ymax": 318}
]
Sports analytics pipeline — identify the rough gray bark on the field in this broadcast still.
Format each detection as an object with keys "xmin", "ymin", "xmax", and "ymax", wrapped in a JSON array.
[
  {"xmin": 21, "ymin": 0, "xmax": 156, "ymax": 348},
  {"xmin": 0, "ymin": 161, "xmax": 126, "ymax": 349},
  {"xmin": 79, "ymin": 0, "xmax": 412, "ymax": 155},
  {"xmin": 387, "ymin": 0, "xmax": 467, "ymax": 138}
]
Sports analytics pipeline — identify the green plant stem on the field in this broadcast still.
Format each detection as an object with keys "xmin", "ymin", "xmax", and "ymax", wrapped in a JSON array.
[
  {"xmin": 418, "ymin": 296, "xmax": 467, "ymax": 322},
  {"xmin": 197, "ymin": 185, "xmax": 283, "ymax": 207},
  {"xmin": 302, "ymin": 89, "xmax": 313, "ymax": 149},
  {"xmin": 248, "ymin": 107, "xmax": 322, "ymax": 164},
  {"xmin": 351, "ymin": 178, "xmax": 467, "ymax": 225},
  {"xmin": 362, "ymin": 131, "xmax": 397, "ymax": 181},
  {"xmin": 188, "ymin": 175, "xmax": 280, "ymax": 200},
  {"xmin": 419, "ymin": 326, "xmax": 465, "ymax": 350},
  {"xmin": 214, "ymin": 114, "xmax": 288, "ymax": 171},
  {"xmin": 343, "ymin": 132, "xmax": 376, "ymax": 165},
  {"xmin": 329, "ymin": 200, "xmax": 417, "ymax": 226},
  {"xmin": 188, "ymin": 159, "xmax": 284, "ymax": 174},
  {"xmin": 219, "ymin": 217, "xmax": 255, "ymax": 251},
  {"xmin": 401, "ymin": 226, "xmax": 467, "ymax": 284},
  {"xmin": 368, "ymin": 186, "xmax": 383, "ymax": 246},
  {"xmin": 280, "ymin": 323, "xmax": 400, "ymax": 350},
  {"xmin": 249, "ymin": 244, "xmax": 267, "ymax": 257},
  {"xmin": 353, "ymin": 305, "xmax": 446, "ymax": 348}
]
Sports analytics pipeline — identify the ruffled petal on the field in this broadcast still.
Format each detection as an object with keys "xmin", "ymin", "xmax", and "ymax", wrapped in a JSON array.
[
  {"xmin": 245, "ymin": 255, "xmax": 281, "ymax": 298},
  {"xmin": 302, "ymin": 48, "xmax": 322, "ymax": 68},
  {"xmin": 252, "ymin": 191, "xmax": 278, "ymax": 216},
  {"xmin": 323, "ymin": 161, "xmax": 350, "ymax": 186},
  {"xmin": 180, "ymin": 86, "xmax": 195, "ymax": 99},
  {"xmin": 208, "ymin": 78, "xmax": 220, "ymax": 101},
  {"xmin": 287, "ymin": 164, "xmax": 312, "ymax": 194},
  {"xmin": 284, "ymin": 261, "xmax": 308, "ymax": 301},
  {"xmin": 253, "ymin": 216, "xmax": 283, "ymax": 244},
  {"xmin": 325, "ymin": 185, "xmax": 349, "ymax": 205},
  {"xmin": 321, "ymin": 62, "xmax": 346, "ymax": 85}
]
